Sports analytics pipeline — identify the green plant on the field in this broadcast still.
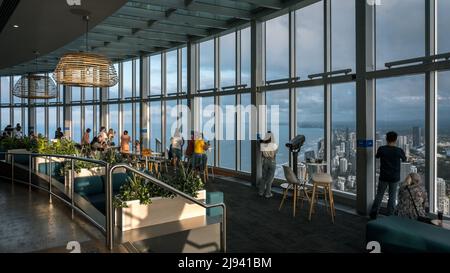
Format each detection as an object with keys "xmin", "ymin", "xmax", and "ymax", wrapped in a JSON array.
[{"xmin": 114, "ymin": 164, "xmax": 204, "ymax": 208}]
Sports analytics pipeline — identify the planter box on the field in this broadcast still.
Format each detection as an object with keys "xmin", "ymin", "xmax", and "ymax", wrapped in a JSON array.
[
  {"xmin": 116, "ymin": 190, "xmax": 206, "ymax": 231},
  {"xmin": 34, "ymin": 156, "xmax": 65, "ymax": 176}
]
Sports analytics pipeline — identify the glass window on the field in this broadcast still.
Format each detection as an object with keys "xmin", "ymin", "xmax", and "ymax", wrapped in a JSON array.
[
  {"xmin": 1, "ymin": 108, "xmax": 10, "ymax": 129},
  {"xmin": 296, "ymin": 1, "xmax": 324, "ymax": 79},
  {"xmin": 219, "ymin": 95, "xmax": 236, "ymax": 170},
  {"xmin": 296, "ymin": 86, "xmax": 325, "ymax": 162},
  {"xmin": 110, "ymin": 63, "xmax": 119, "ymax": 99},
  {"xmin": 36, "ymin": 107, "xmax": 45, "ymax": 136},
  {"xmin": 438, "ymin": 0, "xmax": 450, "ymax": 54},
  {"xmin": 166, "ymin": 50, "xmax": 178, "ymax": 94},
  {"xmin": 13, "ymin": 76, "xmax": 21, "ymax": 104},
  {"xmin": 331, "ymin": 0, "xmax": 355, "ymax": 72},
  {"xmin": 200, "ymin": 39, "xmax": 215, "ymax": 90},
  {"xmin": 123, "ymin": 103, "xmax": 133, "ymax": 149},
  {"xmin": 200, "ymin": 96, "xmax": 215, "ymax": 166},
  {"xmin": 220, "ymin": 33, "xmax": 236, "ymax": 88},
  {"xmin": 150, "ymin": 55, "xmax": 162, "ymax": 95},
  {"xmin": 239, "ymin": 93, "xmax": 251, "ymax": 173},
  {"xmin": 84, "ymin": 87, "xmax": 94, "ymax": 101},
  {"xmin": 48, "ymin": 107, "xmax": 57, "ymax": 141},
  {"xmin": 13, "ymin": 108, "xmax": 22, "ymax": 128},
  {"xmin": 331, "ymin": 83, "xmax": 356, "ymax": 194},
  {"xmin": 109, "ymin": 104, "xmax": 119, "ymax": 145},
  {"xmin": 134, "ymin": 103, "xmax": 140, "ymax": 143},
  {"xmin": 182, "ymin": 47, "xmax": 188, "ymax": 92},
  {"xmin": 166, "ymin": 99, "xmax": 178, "ymax": 150},
  {"xmin": 437, "ymin": 71, "xmax": 450, "ymax": 216},
  {"xmin": 241, "ymin": 27, "xmax": 251, "ymax": 88},
  {"xmin": 266, "ymin": 14, "xmax": 289, "ymax": 81},
  {"xmin": 150, "ymin": 101, "xmax": 162, "ymax": 152},
  {"xmin": 376, "ymin": 0, "xmax": 425, "ymax": 69},
  {"xmin": 266, "ymin": 90, "xmax": 290, "ymax": 179},
  {"xmin": 136, "ymin": 60, "xmax": 140, "ymax": 97},
  {"xmin": 376, "ymin": 75, "xmax": 425, "ymax": 191},
  {"xmin": 72, "ymin": 87, "xmax": 81, "ymax": 102},
  {"xmin": 1, "ymin": 77, "xmax": 10, "ymax": 104},
  {"xmin": 72, "ymin": 106, "xmax": 81, "ymax": 143},
  {"xmin": 84, "ymin": 106, "xmax": 94, "ymax": 136},
  {"xmin": 123, "ymin": 60, "xmax": 133, "ymax": 98}
]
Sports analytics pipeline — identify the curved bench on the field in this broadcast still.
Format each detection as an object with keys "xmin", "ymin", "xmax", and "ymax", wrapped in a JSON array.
[{"xmin": 366, "ymin": 216, "xmax": 450, "ymax": 253}]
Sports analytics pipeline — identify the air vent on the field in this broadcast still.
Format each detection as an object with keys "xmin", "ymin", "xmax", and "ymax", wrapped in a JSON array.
[{"xmin": 0, "ymin": 0, "xmax": 21, "ymax": 34}]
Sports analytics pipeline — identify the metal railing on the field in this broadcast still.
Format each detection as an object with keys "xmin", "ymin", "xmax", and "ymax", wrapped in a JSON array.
[
  {"xmin": 0, "ymin": 151, "xmax": 227, "ymax": 252},
  {"xmin": 108, "ymin": 164, "xmax": 227, "ymax": 252},
  {"xmin": 0, "ymin": 151, "xmax": 108, "ymax": 235}
]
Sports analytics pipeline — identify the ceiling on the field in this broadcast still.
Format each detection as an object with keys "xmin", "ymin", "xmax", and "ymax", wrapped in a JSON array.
[{"xmin": 0, "ymin": 0, "xmax": 313, "ymax": 76}]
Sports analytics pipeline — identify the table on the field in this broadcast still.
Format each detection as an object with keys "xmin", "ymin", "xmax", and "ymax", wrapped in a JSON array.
[{"xmin": 431, "ymin": 219, "xmax": 450, "ymax": 230}]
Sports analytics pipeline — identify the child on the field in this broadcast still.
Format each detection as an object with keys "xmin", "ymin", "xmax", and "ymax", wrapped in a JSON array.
[{"xmin": 370, "ymin": 131, "xmax": 407, "ymax": 219}]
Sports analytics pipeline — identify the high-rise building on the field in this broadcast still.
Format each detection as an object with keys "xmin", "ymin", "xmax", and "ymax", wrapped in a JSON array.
[
  {"xmin": 413, "ymin": 126, "xmax": 422, "ymax": 148},
  {"xmin": 340, "ymin": 142, "xmax": 346, "ymax": 155},
  {"xmin": 339, "ymin": 158, "xmax": 348, "ymax": 174}
]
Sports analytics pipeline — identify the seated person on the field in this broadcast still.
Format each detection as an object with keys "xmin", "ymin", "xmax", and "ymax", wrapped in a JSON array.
[{"xmin": 394, "ymin": 173, "xmax": 429, "ymax": 220}]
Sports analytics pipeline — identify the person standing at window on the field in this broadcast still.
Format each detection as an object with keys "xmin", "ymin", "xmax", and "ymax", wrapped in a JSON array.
[
  {"xmin": 171, "ymin": 128, "xmax": 184, "ymax": 167},
  {"xmin": 55, "ymin": 127, "xmax": 64, "ymax": 140},
  {"xmin": 258, "ymin": 131, "xmax": 278, "ymax": 198},
  {"xmin": 370, "ymin": 131, "xmax": 407, "ymax": 219}
]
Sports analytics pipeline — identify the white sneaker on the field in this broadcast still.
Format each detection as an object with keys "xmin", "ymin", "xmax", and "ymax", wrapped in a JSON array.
[{"xmin": 265, "ymin": 193, "xmax": 273, "ymax": 198}]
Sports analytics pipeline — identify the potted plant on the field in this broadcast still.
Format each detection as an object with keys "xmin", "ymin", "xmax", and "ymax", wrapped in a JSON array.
[{"xmin": 115, "ymin": 164, "xmax": 206, "ymax": 231}]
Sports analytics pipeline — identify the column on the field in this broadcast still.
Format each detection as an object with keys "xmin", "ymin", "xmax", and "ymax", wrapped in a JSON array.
[
  {"xmin": 140, "ymin": 56, "xmax": 150, "ymax": 148},
  {"xmin": 250, "ymin": 19, "xmax": 265, "ymax": 186},
  {"xmin": 355, "ymin": 0, "xmax": 376, "ymax": 215}
]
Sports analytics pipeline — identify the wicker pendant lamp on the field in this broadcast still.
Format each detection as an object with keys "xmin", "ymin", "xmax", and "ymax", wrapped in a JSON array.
[
  {"xmin": 53, "ymin": 13, "xmax": 118, "ymax": 88},
  {"xmin": 13, "ymin": 52, "xmax": 58, "ymax": 99}
]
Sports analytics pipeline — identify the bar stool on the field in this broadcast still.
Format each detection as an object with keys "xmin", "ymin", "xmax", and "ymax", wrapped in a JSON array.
[
  {"xmin": 308, "ymin": 173, "xmax": 335, "ymax": 223},
  {"xmin": 280, "ymin": 165, "xmax": 310, "ymax": 217}
]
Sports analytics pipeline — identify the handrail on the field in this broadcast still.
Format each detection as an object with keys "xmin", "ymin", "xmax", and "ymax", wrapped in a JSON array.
[
  {"xmin": 107, "ymin": 163, "xmax": 227, "ymax": 252},
  {"xmin": 0, "ymin": 151, "xmax": 109, "ymax": 241},
  {"xmin": 0, "ymin": 151, "xmax": 227, "ymax": 252}
]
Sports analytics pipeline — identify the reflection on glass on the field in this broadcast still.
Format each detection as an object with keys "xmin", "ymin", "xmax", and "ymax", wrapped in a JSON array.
[
  {"xmin": 109, "ymin": 64, "xmax": 119, "ymax": 98},
  {"xmin": 166, "ymin": 99, "xmax": 178, "ymax": 149},
  {"xmin": 182, "ymin": 47, "xmax": 187, "ymax": 92},
  {"xmin": 36, "ymin": 107, "xmax": 45, "ymax": 137}
]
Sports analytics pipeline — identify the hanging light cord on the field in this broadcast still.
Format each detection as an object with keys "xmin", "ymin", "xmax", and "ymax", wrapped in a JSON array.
[{"xmin": 84, "ymin": 15, "xmax": 89, "ymax": 52}]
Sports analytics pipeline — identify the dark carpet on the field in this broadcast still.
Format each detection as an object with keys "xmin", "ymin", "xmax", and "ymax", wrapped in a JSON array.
[{"xmin": 206, "ymin": 177, "xmax": 368, "ymax": 253}]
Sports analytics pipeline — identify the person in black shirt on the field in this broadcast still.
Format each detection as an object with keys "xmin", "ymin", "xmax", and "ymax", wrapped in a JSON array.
[{"xmin": 370, "ymin": 131, "xmax": 407, "ymax": 219}]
